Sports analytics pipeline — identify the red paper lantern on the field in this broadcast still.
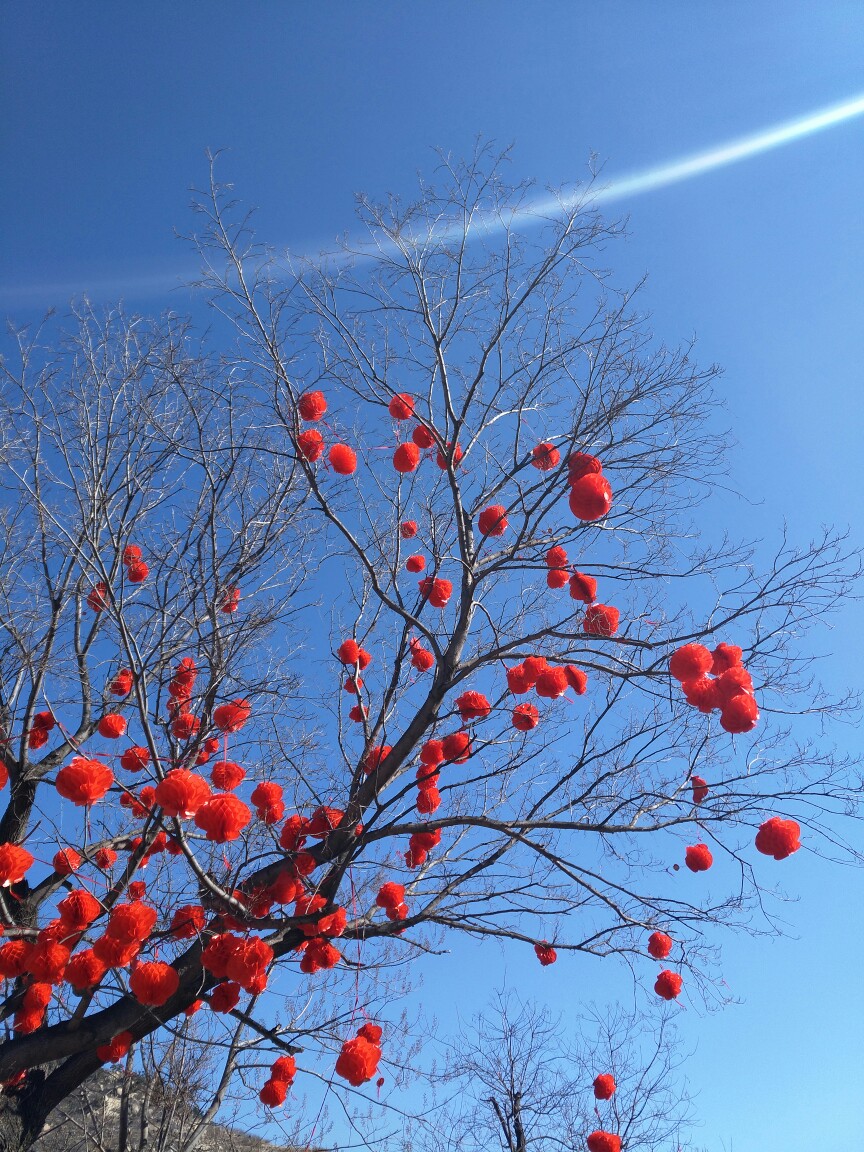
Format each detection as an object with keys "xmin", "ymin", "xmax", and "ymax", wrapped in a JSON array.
[
  {"xmin": 654, "ymin": 970, "xmax": 683, "ymax": 1000},
  {"xmin": 154, "ymin": 769, "xmax": 211, "ymax": 818},
  {"xmin": 110, "ymin": 669, "xmax": 133, "ymax": 697},
  {"xmin": 213, "ymin": 699, "xmax": 251, "ymax": 734},
  {"xmin": 455, "ymin": 691, "xmax": 491, "ymax": 722},
  {"xmin": 593, "ymin": 1073, "xmax": 616, "ymax": 1100},
  {"xmin": 477, "ymin": 505, "xmax": 508, "ymax": 537},
  {"xmin": 669, "ymin": 644, "xmax": 712, "ymax": 682},
  {"xmin": 586, "ymin": 1132, "xmax": 621, "ymax": 1152},
  {"xmin": 406, "ymin": 554, "xmax": 425, "ymax": 573},
  {"xmin": 0, "ymin": 843, "xmax": 34, "ymax": 887},
  {"xmin": 393, "ymin": 442, "xmax": 421, "ymax": 473},
  {"xmin": 647, "ymin": 931, "xmax": 673, "ymax": 959},
  {"xmin": 130, "ymin": 961, "xmax": 179, "ymax": 1007},
  {"xmin": 755, "ymin": 817, "xmax": 801, "ymax": 860},
  {"xmin": 569, "ymin": 473, "xmax": 613, "ymax": 521},
  {"xmin": 720, "ymin": 694, "xmax": 759, "ymax": 734},
  {"xmin": 532, "ymin": 442, "xmax": 560, "ymax": 470},
  {"xmin": 568, "ymin": 572, "xmax": 597, "ymax": 604},
  {"xmin": 400, "ymin": 520, "xmax": 418, "ymax": 538},
  {"xmin": 388, "ymin": 393, "xmax": 415, "ymax": 420},
  {"xmin": 684, "ymin": 843, "xmax": 713, "ymax": 872},
  {"xmin": 512, "ymin": 703, "xmax": 539, "ymax": 731},
  {"xmin": 564, "ymin": 665, "xmax": 588, "ymax": 694},
  {"xmin": 412, "ymin": 424, "xmax": 435, "ymax": 449},
  {"xmin": 97, "ymin": 1031, "xmax": 133, "ymax": 1064},
  {"xmin": 98, "ymin": 714, "xmax": 126, "ymax": 740},
  {"xmin": 583, "ymin": 605, "xmax": 620, "ymax": 637},
  {"xmin": 297, "ymin": 429, "xmax": 325, "ymax": 461},
  {"xmin": 534, "ymin": 942, "xmax": 557, "ymax": 965},
  {"xmin": 418, "ymin": 577, "xmax": 453, "ymax": 608},
  {"xmin": 194, "ymin": 794, "xmax": 252, "ymax": 842},
  {"xmin": 329, "ymin": 444, "xmax": 357, "ymax": 475},
  {"xmin": 535, "ymin": 667, "xmax": 568, "ymax": 699},
  {"xmin": 297, "ymin": 391, "xmax": 327, "ymax": 422},
  {"xmin": 56, "ymin": 757, "xmax": 113, "ymax": 806},
  {"xmin": 120, "ymin": 746, "xmax": 150, "ymax": 773}
]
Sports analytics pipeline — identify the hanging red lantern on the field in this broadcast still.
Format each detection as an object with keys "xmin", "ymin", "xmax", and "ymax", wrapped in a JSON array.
[
  {"xmin": 654, "ymin": 970, "xmax": 683, "ymax": 1000},
  {"xmin": 534, "ymin": 942, "xmax": 557, "ymax": 965},
  {"xmin": 120, "ymin": 746, "xmax": 150, "ymax": 772},
  {"xmin": 171, "ymin": 712, "xmax": 201, "ymax": 740},
  {"xmin": 532, "ymin": 442, "xmax": 560, "ymax": 471},
  {"xmin": 719, "ymin": 694, "xmax": 759, "ymax": 734},
  {"xmin": 329, "ymin": 444, "xmax": 357, "ymax": 475},
  {"xmin": 58, "ymin": 890, "xmax": 102, "ymax": 931},
  {"xmin": 389, "ymin": 394, "xmax": 415, "ymax": 419},
  {"xmin": 87, "ymin": 583, "xmax": 108, "ymax": 612},
  {"xmin": 67, "ymin": 950, "xmax": 109, "ymax": 993},
  {"xmin": 583, "ymin": 605, "xmax": 620, "ymax": 637},
  {"xmin": 569, "ymin": 473, "xmax": 613, "ymax": 521},
  {"xmin": 400, "ymin": 520, "xmax": 418, "ymax": 538},
  {"xmin": 669, "ymin": 644, "xmax": 713, "ymax": 682},
  {"xmin": 455, "ymin": 691, "xmax": 491, "ymax": 722},
  {"xmin": 53, "ymin": 848, "xmax": 81, "ymax": 876},
  {"xmin": 564, "ymin": 665, "xmax": 588, "ymax": 694},
  {"xmin": 512, "ymin": 702, "xmax": 539, "ymax": 731},
  {"xmin": 755, "ymin": 817, "xmax": 801, "ymax": 860},
  {"xmin": 435, "ymin": 442, "xmax": 463, "ymax": 469},
  {"xmin": 393, "ymin": 443, "xmax": 421, "ymax": 473},
  {"xmin": 335, "ymin": 1033, "xmax": 382, "ymax": 1086},
  {"xmin": 684, "ymin": 843, "xmax": 713, "ymax": 872},
  {"xmin": 169, "ymin": 904, "xmax": 206, "ymax": 939},
  {"xmin": 110, "ymin": 669, "xmax": 133, "ymax": 696},
  {"xmin": 441, "ymin": 732, "xmax": 471, "ymax": 763},
  {"xmin": 406, "ymin": 554, "xmax": 426, "ymax": 573},
  {"xmin": 107, "ymin": 902, "xmax": 158, "ymax": 942},
  {"xmin": 337, "ymin": 639, "xmax": 361, "ymax": 664},
  {"xmin": 56, "ymin": 758, "xmax": 113, "ymax": 806},
  {"xmin": 412, "ymin": 424, "xmax": 435, "ymax": 449},
  {"xmin": 567, "ymin": 452, "xmax": 602, "ymax": 483},
  {"xmin": 691, "ymin": 776, "xmax": 709, "ymax": 804},
  {"xmin": 194, "ymin": 794, "xmax": 252, "ymax": 842},
  {"xmin": 96, "ymin": 1031, "xmax": 133, "ymax": 1064},
  {"xmin": 251, "ymin": 781, "xmax": 285, "ymax": 824},
  {"xmin": 154, "ymin": 769, "xmax": 211, "ymax": 818},
  {"xmin": 0, "ymin": 843, "xmax": 34, "ymax": 887},
  {"xmin": 130, "ymin": 961, "xmax": 179, "ymax": 1007},
  {"xmin": 98, "ymin": 714, "xmax": 126, "ymax": 739},
  {"xmin": 506, "ymin": 664, "xmax": 532, "ymax": 694},
  {"xmin": 94, "ymin": 846, "xmax": 117, "ymax": 870},
  {"xmin": 123, "ymin": 545, "xmax": 142, "ymax": 565},
  {"xmin": 297, "ymin": 429, "xmax": 325, "ymax": 461},
  {"xmin": 418, "ymin": 577, "xmax": 453, "ymax": 608},
  {"xmin": 297, "ymin": 391, "xmax": 327, "ymax": 422},
  {"xmin": 126, "ymin": 561, "xmax": 149, "ymax": 584},
  {"xmin": 647, "ymin": 931, "xmax": 673, "ymax": 959},
  {"xmin": 213, "ymin": 699, "xmax": 251, "ymax": 733},
  {"xmin": 535, "ymin": 667, "xmax": 569, "ymax": 699},
  {"xmin": 586, "ymin": 1132, "xmax": 621, "ymax": 1152},
  {"xmin": 711, "ymin": 642, "xmax": 743, "ymax": 675},
  {"xmin": 568, "ymin": 572, "xmax": 597, "ymax": 604},
  {"xmin": 259, "ymin": 1079, "xmax": 288, "ymax": 1108},
  {"xmin": 593, "ymin": 1073, "xmax": 616, "ymax": 1100},
  {"xmin": 477, "ymin": 505, "xmax": 508, "ymax": 537}
]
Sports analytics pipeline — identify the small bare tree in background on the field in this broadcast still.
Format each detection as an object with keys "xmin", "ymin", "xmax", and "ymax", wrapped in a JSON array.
[{"xmin": 409, "ymin": 992, "xmax": 696, "ymax": 1152}]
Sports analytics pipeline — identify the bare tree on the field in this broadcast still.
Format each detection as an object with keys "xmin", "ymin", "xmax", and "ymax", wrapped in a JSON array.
[
  {"xmin": 0, "ymin": 145, "xmax": 858, "ymax": 1151},
  {"xmin": 408, "ymin": 992, "xmax": 696, "ymax": 1152}
]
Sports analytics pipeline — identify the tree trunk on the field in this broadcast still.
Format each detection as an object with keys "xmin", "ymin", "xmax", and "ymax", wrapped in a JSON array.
[{"xmin": 0, "ymin": 1072, "xmax": 47, "ymax": 1152}]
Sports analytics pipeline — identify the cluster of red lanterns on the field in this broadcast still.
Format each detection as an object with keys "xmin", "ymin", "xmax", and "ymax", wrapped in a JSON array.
[
  {"xmin": 669, "ymin": 643, "xmax": 759, "ymax": 735},
  {"xmin": 505, "ymin": 656, "xmax": 588, "ymax": 731},
  {"xmin": 259, "ymin": 1054, "xmax": 297, "ymax": 1108},
  {"xmin": 167, "ymin": 657, "xmax": 200, "ymax": 741},
  {"xmin": 376, "ymin": 882, "xmax": 408, "ymax": 924},
  {"xmin": 295, "ymin": 390, "xmax": 358, "ymax": 475},
  {"xmin": 122, "ymin": 543, "xmax": 149, "ymax": 585},
  {"xmin": 566, "ymin": 452, "xmax": 613, "ymax": 522},
  {"xmin": 27, "ymin": 710, "xmax": 55, "ymax": 751}
]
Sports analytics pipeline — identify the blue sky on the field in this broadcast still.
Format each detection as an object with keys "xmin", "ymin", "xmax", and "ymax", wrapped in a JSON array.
[{"xmin": 3, "ymin": 4, "xmax": 864, "ymax": 1148}]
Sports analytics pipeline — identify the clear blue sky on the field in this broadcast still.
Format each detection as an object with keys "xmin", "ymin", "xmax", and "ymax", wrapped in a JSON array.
[{"xmin": 3, "ymin": 4, "xmax": 864, "ymax": 1148}]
